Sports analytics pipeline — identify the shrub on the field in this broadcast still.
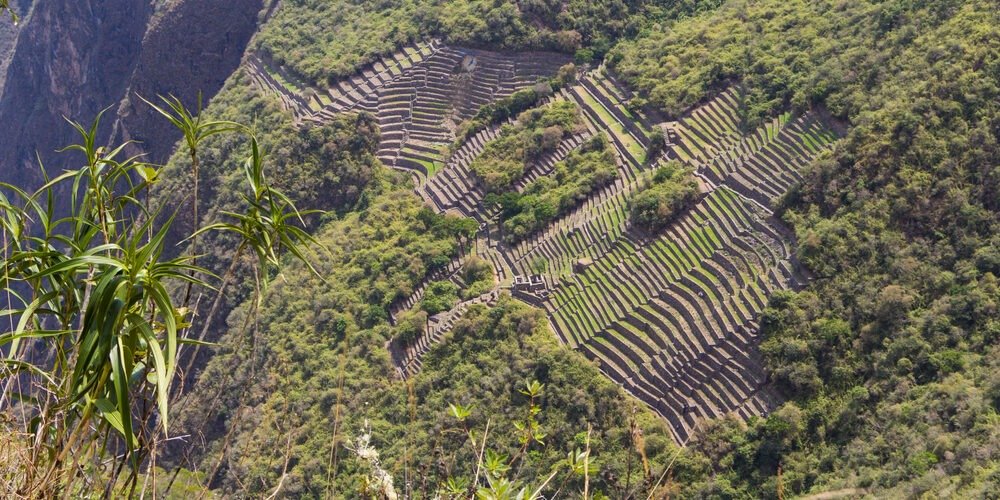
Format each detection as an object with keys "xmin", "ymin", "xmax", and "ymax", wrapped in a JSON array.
[
  {"xmin": 470, "ymin": 101, "xmax": 582, "ymax": 193},
  {"xmin": 498, "ymin": 135, "xmax": 618, "ymax": 242},
  {"xmin": 394, "ymin": 309, "xmax": 428, "ymax": 345},
  {"xmin": 629, "ymin": 163, "xmax": 700, "ymax": 232},
  {"xmin": 421, "ymin": 280, "xmax": 460, "ymax": 315}
]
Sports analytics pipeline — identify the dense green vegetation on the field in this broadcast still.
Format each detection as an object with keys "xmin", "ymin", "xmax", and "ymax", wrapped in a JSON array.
[
  {"xmin": 256, "ymin": 0, "xmax": 723, "ymax": 85},
  {"xmin": 155, "ymin": 71, "xmax": 380, "ymax": 221},
  {"xmin": 629, "ymin": 162, "xmax": 700, "ymax": 232},
  {"xmin": 611, "ymin": 0, "xmax": 1000, "ymax": 495},
  {"xmin": 142, "ymin": 64, "xmax": 662, "ymax": 498},
  {"xmin": 393, "ymin": 308, "xmax": 429, "ymax": 346},
  {"xmin": 421, "ymin": 280, "xmax": 460, "ymax": 315},
  {"xmin": 0, "ymin": 96, "xmax": 319, "ymax": 496},
  {"xmin": 494, "ymin": 135, "xmax": 618, "ymax": 242},
  {"xmin": 4, "ymin": 0, "xmax": 998, "ymax": 496},
  {"xmin": 458, "ymin": 255, "xmax": 494, "ymax": 299},
  {"xmin": 396, "ymin": 297, "xmax": 681, "ymax": 497},
  {"xmin": 456, "ymin": 86, "xmax": 551, "ymax": 146},
  {"xmin": 169, "ymin": 184, "xmax": 682, "ymax": 496},
  {"xmin": 470, "ymin": 101, "xmax": 582, "ymax": 193},
  {"xmin": 167, "ymin": 0, "xmax": 1000, "ymax": 495},
  {"xmin": 611, "ymin": 0, "xmax": 999, "ymax": 127},
  {"xmin": 168, "ymin": 187, "xmax": 464, "ymax": 485},
  {"xmin": 149, "ymin": 73, "xmax": 387, "ymax": 339},
  {"xmin": 454, "ymin": 65, "xmax": 579, "ymax": 145}
]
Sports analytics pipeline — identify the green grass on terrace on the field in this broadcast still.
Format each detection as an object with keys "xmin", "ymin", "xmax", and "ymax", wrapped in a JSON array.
[
  {"xmin": 263, "ymin": 66, "xmax": 305, "ymax": 95},
  {"xmin": 588, "ymin": 77, "xmax": 653, "ymax": 136},
  {"xmin": 575, "ymin": 88, "xmax": 648, "ymax": 164}
]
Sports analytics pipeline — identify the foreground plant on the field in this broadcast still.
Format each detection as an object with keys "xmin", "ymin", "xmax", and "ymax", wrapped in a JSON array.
[
  {"xmin": 0, "ymin": 0, "xmax": 15, "ymax": 23},
  {"xmin": 438, "ymin": 382, "xmax": 590, "ymax": 499},
  {"xmin": 0, "ymin": 100, "xmax": 318, "ymax": 496},
  {"xmin": 346, "ymin": 381, "xmax": 603, "ymax": 499}
]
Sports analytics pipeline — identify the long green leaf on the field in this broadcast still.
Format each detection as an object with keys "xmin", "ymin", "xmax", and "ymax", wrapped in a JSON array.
[
  {"xmin": 130, "ymin": 315, "xmax": 169, "ymax": 432},
  {"xmin": 9, "ymin": 290, "xmax": 59, "ymax": 358},
  {"xmin": 30, "ymin": 254, "xmax": 121, "ymax": 280},
  {"xmin": 110, "ymin": 336, "xmax": 135, "ymax": 454},
  {"xmin": 148, "ymin": 281, "xmax": 177, "ymax": 380},
  {"xmin": 94, "ymin": 397, "xmax": 136, "ymax": 450},
  {"xmin": 0, "ymin": 329, "xmax": 72, "ymax": 346}
]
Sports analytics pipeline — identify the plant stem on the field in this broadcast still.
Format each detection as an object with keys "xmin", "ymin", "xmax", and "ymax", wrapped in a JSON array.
[
  {"xmin": 584, "ymin": 424, "xmax": 591, "ymax": 500},
  {"xmin": 178, "ymin": 243, "xmax": 246, "ymax": 386},
  {"xmin": 182, "ymin": 148, "xmax": 200, "ymax": 308},
  {"xmin": 325, "ymin": 326, "xmax": 351, "ymax": 496}
]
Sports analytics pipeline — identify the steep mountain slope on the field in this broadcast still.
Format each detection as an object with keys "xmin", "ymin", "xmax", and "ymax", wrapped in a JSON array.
[
  {"xmin": 0, "ymin": 0, "xmax": 260, "ymax": 192},
  {"xmin": 109, "ymin": 0, "xmax": 263, "ymax": 164},
  {"xmin": 610, "ymin": 1, "xmax": 1000, "ymax": 495},
  {"xmin": 0, "ymin": 0, "xmax": 151, "ymax": 188},
  {"xmin": 0, "ymin": 0, "xmax": 31, "ymax": 92},
  {"xmin": 0, "ymin": 0, "xmax": 996, "ymax": 497},
  {"xmin": 165, "ymin": 0, "xmax": 997, "ymax": 496}
]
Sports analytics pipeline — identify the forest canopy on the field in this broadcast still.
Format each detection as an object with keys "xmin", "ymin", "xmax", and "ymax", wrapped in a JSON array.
[{"xmin": 256, "ymin": 0, "xmax": 724, "ymax": 85}]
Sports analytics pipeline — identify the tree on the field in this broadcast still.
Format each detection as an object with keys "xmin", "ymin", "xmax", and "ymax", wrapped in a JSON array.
[
  {"xmin": 646, "ymin": 127, "xmax": 666, "ymax": 161},
  {"xmin": 422, "ymin": 280, "xmax": 459, "ymax": 315}
]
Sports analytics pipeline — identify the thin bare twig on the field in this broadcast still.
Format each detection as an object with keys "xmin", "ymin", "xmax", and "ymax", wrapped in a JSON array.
[
  {"xmin": 584, "ymin": 424, "xmax": 591, "ymax": 500},
  {"xmin": 471, "ymin": 419, "xmax": 491, "ymax": 492}
]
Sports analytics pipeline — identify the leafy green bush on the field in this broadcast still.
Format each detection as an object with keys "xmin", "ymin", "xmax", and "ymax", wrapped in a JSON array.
[
  {"xmin": 393, "ymin": 309, "xmax": 428, "ymax": 346},
  {"xmin": 0, "ymin": 99, "xmax": 318, "ymax": 496},
  {"xmin": 628, "ymin": 162, "xmax": 700, "ymax": 232},
  {"xmin": 471, "ymin": 101, "xmax": 582, "ymax": 193},
  {"xmin": 646, "ymin": 127, "xmax": 666, "ymax": 160},
  {"xmin": 422, "ymin": 280, "xmax": 460, "ymax": 315},
  {"xmin": 456, "ymin": 83, "xmax": 554, "ymax": 145},
  {"xmin": 496, "ymin": 135, "xmax": 619, "ymax": 242},
  {"xmin": 460, "ymin": 256, "xmax": 495, "ymax": 299}
]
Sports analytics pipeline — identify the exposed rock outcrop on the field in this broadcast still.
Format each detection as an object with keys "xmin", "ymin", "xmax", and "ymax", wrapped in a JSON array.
[
  {"xmin": 0, "ymin": 0, "xmax": 33, "ymax": 92},
  {"xmin": 0, "ymin": 0, "xmax": 262, "ymax": 193},
  {"xmin": 0, "ymin": 0, "xmax": 151, "ymax": 190},
  {"xmin": 110, "ymin": 0, "xmax": 263, "ymax": 164}
]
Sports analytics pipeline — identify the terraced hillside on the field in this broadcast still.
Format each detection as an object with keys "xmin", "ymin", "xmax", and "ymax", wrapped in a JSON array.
[
  {"xmin": 544, "ymin": 187, "xmax": 796, "ymax": 441},
  {"xmin": 501, "ymin": 87, "xmax": 840, "ymax": 441},
  {"xmin": 388, "ymin": 236, "xmax": 503, "ymax": 378},
  {"xmin": 500, "ymin": 71, "xmax": 664, "ymax": 283},
  {"xmin": 248, "ymin": 41, "xmax": 571, "ymax": 183},
  {"xmin": 435, "ymin": 85, "xmax": 839, "ymax": 441},
  {"xmin": 250, "ymin": 50, "xmax": 843, "ymax": 442},
  {"xmin": 667, "ymin": 88, "xmax": 844, "ymax": 207}
]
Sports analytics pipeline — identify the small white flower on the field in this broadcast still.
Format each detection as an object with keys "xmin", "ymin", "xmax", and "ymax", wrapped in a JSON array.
[{"xmin": 347, "ymin": 419, "xmax": 398, "ymax": 500}]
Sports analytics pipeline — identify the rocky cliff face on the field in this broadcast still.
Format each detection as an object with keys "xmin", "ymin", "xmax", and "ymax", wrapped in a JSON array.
[
  {"xmin": 0, "ymin": 0, "xmax": 262, "ymax": 191},
  {"xmin": 111, "ymin": 0, "xmax": 263, "ymax": 164},
  {"xmin": 0, "ymin": 0, "xmax": 150, "ymax": 189},
  {"xmin": 0, "ymin": 0, "xmax": 32, "ymax": 92}
]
